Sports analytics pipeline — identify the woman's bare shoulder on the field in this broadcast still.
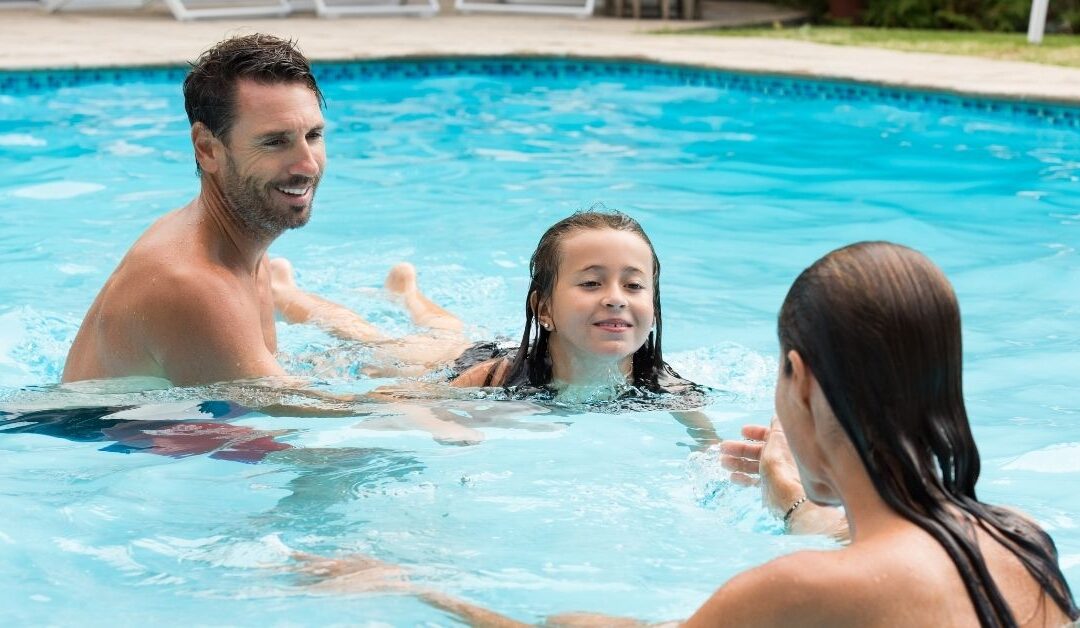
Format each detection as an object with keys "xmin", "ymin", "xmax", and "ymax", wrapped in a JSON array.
[
  {"xmin": 685, "ymin": 549, "xmax": 869, "ymax": 628},
  {"xmin": 451, "ymin": 358, "xmax": 510, "ymax": 388}
]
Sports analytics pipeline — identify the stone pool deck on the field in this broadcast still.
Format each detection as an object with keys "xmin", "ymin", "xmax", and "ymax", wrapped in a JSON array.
[{"xmin": 3, "ymin": 6, "xmax": 1080, "ymax": 104}]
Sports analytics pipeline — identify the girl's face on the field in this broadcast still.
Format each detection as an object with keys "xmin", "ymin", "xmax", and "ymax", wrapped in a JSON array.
[{"xmin": 537, "ymin": 228, "xmax": 655, "ymax": 373}]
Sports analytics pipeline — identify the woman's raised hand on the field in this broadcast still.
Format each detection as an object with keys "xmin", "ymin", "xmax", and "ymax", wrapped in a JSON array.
[{"xmin": 721, "ymin": 417, "xmax": 804, "ymax": 519}]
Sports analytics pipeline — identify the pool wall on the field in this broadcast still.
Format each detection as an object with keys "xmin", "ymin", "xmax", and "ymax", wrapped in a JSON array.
[{"xmin": 3, "ymin": 57, "xmax": 1080, "ymax": 129}]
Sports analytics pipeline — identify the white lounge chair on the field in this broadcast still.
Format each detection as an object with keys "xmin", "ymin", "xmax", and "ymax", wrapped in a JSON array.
[
  {"xmin": 42, "ymin": 0, "xmax": 292, "ymax": 21},
  {"xmin": 162, "ymin": 0, "xmax": 291, "ymax": 20},
  {"xmin": 454, "ymin": 0, "xmax": 594, "ymax": 17},
  {"xmin": 312, "ymin": 0, "xmax": 438, "ymax": 17}
]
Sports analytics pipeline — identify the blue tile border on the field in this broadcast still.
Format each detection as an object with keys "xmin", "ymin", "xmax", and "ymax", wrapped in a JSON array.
[
  {"xmin": 0, "ymin": 65, "xmax": 188, "ymax": 93},
  {"xmin": 2, "ymin": 57, "xmax": 1078, "ymax": 129}
]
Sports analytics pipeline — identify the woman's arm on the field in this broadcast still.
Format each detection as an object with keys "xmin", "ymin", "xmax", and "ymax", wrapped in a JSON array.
[{"xmin": 721, "ymin": 418, "xmax": 848, "ymax": 539}]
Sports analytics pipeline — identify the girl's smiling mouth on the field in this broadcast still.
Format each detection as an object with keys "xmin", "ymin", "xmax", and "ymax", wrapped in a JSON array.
[{"xmin": 594, "ymin": 319, "xmax": 633, "ymax": 332}]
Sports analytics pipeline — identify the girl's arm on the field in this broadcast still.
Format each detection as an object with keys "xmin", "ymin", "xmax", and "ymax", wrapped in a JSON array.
[{"xmin": 671, "ymin": 411, "xmax": 721, "ymax": 450}]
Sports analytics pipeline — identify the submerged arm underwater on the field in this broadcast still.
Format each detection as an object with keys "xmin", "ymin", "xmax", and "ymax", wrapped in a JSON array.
[{"xmin": 291, "ymin": 552, "xmax": 680, "ymax": 628}]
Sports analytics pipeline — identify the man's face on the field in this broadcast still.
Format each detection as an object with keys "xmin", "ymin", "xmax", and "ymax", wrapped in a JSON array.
[{"xmin": 219, "ymin": 79, "xmax": 326, "ymax": 240}]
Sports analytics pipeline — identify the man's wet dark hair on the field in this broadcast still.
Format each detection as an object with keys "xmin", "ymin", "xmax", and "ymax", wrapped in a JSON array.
[
  {"xmin": 779, "ymin": 241, "xmax": 1079, "ymax": 627},
  {"xmin": 183, "ymin": 34, "xmax": 324, "ymax": 174}
]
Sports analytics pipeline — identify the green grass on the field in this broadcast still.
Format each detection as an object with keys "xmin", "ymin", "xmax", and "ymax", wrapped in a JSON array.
[{"xmin": 686, "ymin": 25, "xmax": 1080, "ymax": 68}]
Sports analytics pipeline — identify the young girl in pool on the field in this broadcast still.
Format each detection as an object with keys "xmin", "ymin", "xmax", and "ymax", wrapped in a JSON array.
[
  {"xmin": 270, "ymin": 210, "xmax": 699, "ymax": 404},
  {"xmin": 294, "ymin": 241, "xmax": 1079, "ymax": 627}
]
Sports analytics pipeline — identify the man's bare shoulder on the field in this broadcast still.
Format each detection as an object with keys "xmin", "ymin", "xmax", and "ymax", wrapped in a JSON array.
[
  {"xmin": 101, "ymin": 208, "xmax": 215, "ymax": 299},
  {"xmin": 110, "ymin": 219, "xmax": 260, "ymax": 352},
  {"xmin": 118, "ymin": 211, "xmax": 239, "ymax": 306},
  {"xmin": 136, "ymin": 257, "xmax": 259, "ymax": 336},
  {"xmin": 134, "ymin": 259, "xmax": 280, "ymax": 385},
  {"xmin": 63, "ymin": 205, "xmax": 234, "ymax": 382}
]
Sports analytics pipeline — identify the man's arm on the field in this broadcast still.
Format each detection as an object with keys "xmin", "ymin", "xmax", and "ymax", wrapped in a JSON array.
[
  {"xmin": 292, "ymin": 553, "xmax": 674, "ymax": 627},
  {"xmin": 144, "ymin": 272, "xmax": 285, "ymax": 386}
]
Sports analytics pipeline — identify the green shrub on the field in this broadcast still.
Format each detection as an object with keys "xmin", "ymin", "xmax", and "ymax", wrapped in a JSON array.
[
  {"xmin": 861, "ymin": 0, "xmax": 1030, "ymax": 31},
  {"xmin": 773, "ymin": 0, "xmax": 1080, "ymax": 32},
  {"xmin": 865, "ymin": 0, "xmax": 937, "ymax": 28},
  {"xmin": 935, "ymin": 9, "xmax": 982, "ymax": 30},
  {"xmin": 770, "ymin": 0, "xmax": 828, "ymax": 20}
]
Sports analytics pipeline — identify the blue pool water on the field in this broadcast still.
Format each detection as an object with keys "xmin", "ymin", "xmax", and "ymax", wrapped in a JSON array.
[{"xmin": 1, "ymin": 58, "xmax": 1078, "ymax": 624}]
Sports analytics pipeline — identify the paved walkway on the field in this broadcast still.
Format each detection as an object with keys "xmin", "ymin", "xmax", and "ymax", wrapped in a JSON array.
[{"xmin": 3, "ymin": 6, "xmax": 1080, "ymax": 103}]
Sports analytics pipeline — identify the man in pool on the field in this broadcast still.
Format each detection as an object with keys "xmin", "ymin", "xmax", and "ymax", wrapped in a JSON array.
[{"xmin": 62, "ymin": 34, "xmax": 326, "ymax": 386}]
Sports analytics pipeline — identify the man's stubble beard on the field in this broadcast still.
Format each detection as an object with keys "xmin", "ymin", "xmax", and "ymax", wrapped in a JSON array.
[{"xmin": 220, "ymin": 155, "xmax": 319, "ymax": 241}]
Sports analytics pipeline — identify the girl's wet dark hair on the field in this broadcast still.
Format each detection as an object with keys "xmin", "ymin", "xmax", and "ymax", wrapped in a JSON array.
[
  {"xmin": 501, "ymin": 209, "xmax": 683, "ymax": 391},
  {"xmin": 182, "ymin": 34, "xmax": 324, "ymax": 175},
  {"xmin": 779, "ymin": 241, "xmax": 1078, "ymax": 627}
]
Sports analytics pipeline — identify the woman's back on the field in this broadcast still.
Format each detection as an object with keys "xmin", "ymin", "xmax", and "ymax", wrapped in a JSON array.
[
  {"xmin": 843, "ymin": 521, "xmax": 1066, "ymax": 627},
  {"xmin": 694, "ymin": 516, "xmax": 1070, "ymax": 628}
]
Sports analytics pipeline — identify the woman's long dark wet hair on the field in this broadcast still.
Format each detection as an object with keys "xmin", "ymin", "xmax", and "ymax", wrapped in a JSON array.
[
  {"xmin": 779, "ymin": 241, "xmax": 1078, "ymax": 627},
  {"xmin": 502, "ymin": 210, "xmax": 680, "ymax": 391}
]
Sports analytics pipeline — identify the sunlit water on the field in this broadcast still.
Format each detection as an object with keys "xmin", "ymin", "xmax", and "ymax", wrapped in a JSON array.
[{"xmin": 0, "ymin": 59, "xmax": 1078, "ymax": 624}]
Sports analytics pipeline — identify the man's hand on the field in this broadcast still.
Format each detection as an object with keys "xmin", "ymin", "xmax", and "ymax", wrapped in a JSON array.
[{"xmin": 292, "ymin": 551, "xmax": 411, "ymax": 594}]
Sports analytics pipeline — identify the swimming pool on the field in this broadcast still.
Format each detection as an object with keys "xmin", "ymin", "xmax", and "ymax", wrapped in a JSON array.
[{"xmin": 1, "ymin": 58, "xmax": 1078, "ymax": 624}]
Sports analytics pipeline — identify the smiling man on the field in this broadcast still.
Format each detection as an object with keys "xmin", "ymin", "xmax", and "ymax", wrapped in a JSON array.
[{"xmin": 63, "ymin": 35, "xmax": 326, "ymax": 386}]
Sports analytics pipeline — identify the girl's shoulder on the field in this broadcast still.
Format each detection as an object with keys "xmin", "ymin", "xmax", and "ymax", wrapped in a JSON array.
[
  {"xmin": 446, "ymin": 341, "xmax": 518, "ymax": 388},
  {"xmin": 451, "ymin": 357, "xmax": 512, "ymax": 388}
]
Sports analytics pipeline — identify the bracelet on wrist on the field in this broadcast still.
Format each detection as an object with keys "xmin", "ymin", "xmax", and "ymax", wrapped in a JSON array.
[{"xmin": 782, "ymin": 496, "xmax": 807, "ymax": 526}]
